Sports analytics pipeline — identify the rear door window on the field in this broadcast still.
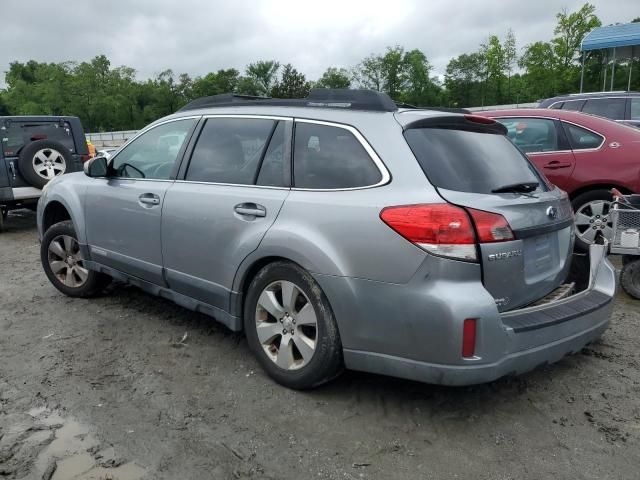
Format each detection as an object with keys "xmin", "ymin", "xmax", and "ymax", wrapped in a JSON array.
[
  {"xmin": 404, "ymin": 128, "xmax": 546, "ymax": 194},
  {"xmin": 562, "ymin": 123, "xmax": 603, "ymax": 150},
  {"xmin": 582, "ymin": 98, "xmax": 626, "ymax": 119},
  {"xmin": 293, "ymin": 122, "xmax": 382, "ymax": 189},
  {"xmin": 256, "ymin": 121, "xmax": 286, "ymax": 187},
  {"xmin": 497, "ymin": 118, "xmax": 559, "ymax": 153},
  {"xmin": 560, "ymin": 100, "xmax": 585, "ymax": 111},
  {"xmin": 186, "ymin": 118, "xmax": 279, "ymax": 185},
  {"xmin": 1, "ymin": 121, "xmax": 75, "ymax": 157}
]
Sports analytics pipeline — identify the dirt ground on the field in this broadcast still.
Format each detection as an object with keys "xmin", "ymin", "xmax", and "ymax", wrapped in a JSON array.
[{"xmin": 1, "ymin": 210, "xmax": 639, "ymax": 480}]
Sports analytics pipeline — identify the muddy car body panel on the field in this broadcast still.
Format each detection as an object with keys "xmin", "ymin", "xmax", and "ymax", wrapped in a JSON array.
[{"xmin": 38, "ymin": 90, "xmax": 616, "ymax": 386}]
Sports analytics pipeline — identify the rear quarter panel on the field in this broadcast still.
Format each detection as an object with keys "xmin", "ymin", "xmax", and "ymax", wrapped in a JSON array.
[
  {"xmin": 569, "ymin": 122, "xmax": 640, "ymax": 194},
  {"xmin": 242, "ymin": 113, "xmax": 443, "ymax": 283}
]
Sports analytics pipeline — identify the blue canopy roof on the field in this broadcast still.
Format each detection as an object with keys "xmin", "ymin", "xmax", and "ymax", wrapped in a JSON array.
[{"xmin": 581, "ymin": 23, "xmax": 640, "ymax": 51}]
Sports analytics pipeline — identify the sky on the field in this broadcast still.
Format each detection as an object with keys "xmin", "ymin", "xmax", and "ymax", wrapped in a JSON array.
[{"xmin": 0, "ymin": 0, "xmax": 637, "ymax": 88}]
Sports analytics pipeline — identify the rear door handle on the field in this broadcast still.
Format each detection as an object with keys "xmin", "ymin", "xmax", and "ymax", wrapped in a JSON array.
[
  {"xmin": 544, "ymin": 161, "xmax": 571, "ymax": 169},
  {"xmin": 234, "ymin": 203, "xmax": 266, "ymax": 217},
  {"xmin": 139, "ymin": 193, "xmax": 160, "ymax": 206}
]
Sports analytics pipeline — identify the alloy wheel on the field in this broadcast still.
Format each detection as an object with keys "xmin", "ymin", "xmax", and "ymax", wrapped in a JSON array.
[
  {"xmin": 32, "ymin": 148, "xmax": 66, "ymax": 180},
  {"xmin": 255, "ymin": 280, "xmax": 318, "ymax": 370},
  {"xmin": 574, "ymin": 200, "xmax": 613, "ymax": 245},
  {"xmin": 48, "ymin": 235, "xmax": 89, "ymax": 288}
]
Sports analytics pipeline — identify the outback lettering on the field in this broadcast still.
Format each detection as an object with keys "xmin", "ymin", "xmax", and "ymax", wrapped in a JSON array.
[{"xmin": 487, "ymin": 250, "xmax": 523, "ymax": 261}]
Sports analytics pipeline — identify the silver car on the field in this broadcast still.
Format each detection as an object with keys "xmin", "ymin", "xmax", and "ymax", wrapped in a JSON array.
[{"xmin": 37, "ymin": 89, "xmax": 616, "ymax": 389}]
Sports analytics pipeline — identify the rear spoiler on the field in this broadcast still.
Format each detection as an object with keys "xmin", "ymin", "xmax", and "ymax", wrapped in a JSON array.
[{"xmin": 403, "ymin": 114, "xmax": 507, "ymax": 135}]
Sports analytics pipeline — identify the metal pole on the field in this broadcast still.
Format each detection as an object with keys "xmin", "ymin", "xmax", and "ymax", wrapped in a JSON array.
[
  {"xmin": 610, "ymin": 48, "xmax": 616, "ymax": 91},
  {"xmin": 603, "ymin": 51, "xmax": 607, "ymax": 91},
  {"xmin": 580, "ymin": 50, "xmax": 585, "ymax": 93},
  {"xmin": 629, "ymin": 46, "xmax": 634, "ymax": 92}
]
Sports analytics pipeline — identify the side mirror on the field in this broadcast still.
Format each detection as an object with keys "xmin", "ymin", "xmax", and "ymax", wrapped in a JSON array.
[{"xmin": 84, "ymin": 155, "xmax": 111, "ymax": 177}]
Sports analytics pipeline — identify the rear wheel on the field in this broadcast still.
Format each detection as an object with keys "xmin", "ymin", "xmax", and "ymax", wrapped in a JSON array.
[
  {"xmin": 41, "ymin": 220, "xmax": 111, "ymax": 297},
  {"xmin": 572, "ymin": 189, "xmax": 613, "ymax": 251},
  {"xmin": 620, "ymin": 258, "xmax": 640, "ymax": 300},
  {"xmin": 244, "ymin": 261, "xmax": 343, "ymax": 389},
  {"xmin": 0, "ymin": 208, "xmax": 5, "ymax": 232}
]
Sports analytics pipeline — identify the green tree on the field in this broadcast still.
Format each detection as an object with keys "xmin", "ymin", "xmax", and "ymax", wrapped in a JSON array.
[
  {"xmin": 401, "ymin": 49, "xmax": 439, "ymax": 106},
  {"xmin": 355, "ymin": 54, "xmax": 385, "ymax": 91},
  {"xmin": 503, "ymin": 29, "xmax": 517, "ymax": 102},
  {"xmin": 444, "ymin": 52, "xmax": 484, "ymax": 107},
  {"xmin": 270, "ymin": 64, "xmax": 311, "ymax": 98},
  {"xmin": 315, "ymin": 67, "xmax": 351, "ymax": 89},
  {"xmin": 552, "ymin": 3, "xmax": 601, "ymax": 90},
  {"xmin": 518, "ymin": 41, "xmax": 558, "ymax": 99},
  {"xmin": 245, "ymin": 60, "xmax": 280, "ymax": 96},
  {"xmin": 380, "ymin": 46, "xmax": 407, "ymax": 99},
  {"xmin": 518, "ymin": 3, "xmax": 602, "ymax": 98},
  {"xmin": 235, "ymin": 76, "xmax": 262, "ymax": 96}
]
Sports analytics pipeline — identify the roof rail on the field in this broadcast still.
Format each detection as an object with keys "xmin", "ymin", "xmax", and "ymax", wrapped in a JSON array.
[
  {"xmin": 567, "ymin": 90, "xmax": 631, "ymax": 96},
  {"xmin": 177, "ymin": 89, "xmax": 398, "ymax": 113}
]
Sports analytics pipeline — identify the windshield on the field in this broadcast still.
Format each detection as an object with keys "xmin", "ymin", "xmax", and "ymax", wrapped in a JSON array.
[{"xmin": 404, "ymin": 128, "xmax": 547, "ymax": 195}]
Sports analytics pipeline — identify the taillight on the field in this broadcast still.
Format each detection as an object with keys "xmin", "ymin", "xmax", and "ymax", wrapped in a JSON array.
[
  {"xmin": 467, "ymin": 208, "xmax": 514, "ymax": 242},
  {"xmin": 462, "ymin": 319, "xmax": 477, "ymax": 358},
  {"xmin": 380, "ymin": 204, "xmax": 477, "ymax": 261},
  {"xmin": 380, "ymin": 204, "xmax": 515, "ymax": 261}
]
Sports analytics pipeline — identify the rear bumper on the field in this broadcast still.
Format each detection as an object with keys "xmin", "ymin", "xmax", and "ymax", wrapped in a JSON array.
[
  {"xmin": 344, "ymin": 304, "xmax": 610, "ymax": 386},
  {"xmin": 320, "ymin": 244, "xmax": 615, "ymax": 386}
]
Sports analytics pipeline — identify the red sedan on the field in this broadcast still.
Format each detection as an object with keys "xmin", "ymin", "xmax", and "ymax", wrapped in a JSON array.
[{"xmin": 482, "ymin": 108, "xmax": 640, "ymax": 250}]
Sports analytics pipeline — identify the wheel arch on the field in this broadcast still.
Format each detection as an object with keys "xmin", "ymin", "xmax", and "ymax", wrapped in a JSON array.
[
  {"xmin": 40, "ymin": 182, "xmax": 87, "ymax": 244},
  {"xmin": 42, "ymin": 200, "xmax": 71, "ymax": 233},
  {"xmin": 231, "ymin": 255, "xmax": 304, "ymax": 321},
  {"xmin": 569, "ymin": 183, "xmax": 633, "ymax": 202}
]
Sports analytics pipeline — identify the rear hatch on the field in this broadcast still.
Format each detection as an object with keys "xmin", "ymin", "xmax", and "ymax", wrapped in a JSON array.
[{"xmin": 402, "ymin": 114, "xmax": 575, "ymax": 312}]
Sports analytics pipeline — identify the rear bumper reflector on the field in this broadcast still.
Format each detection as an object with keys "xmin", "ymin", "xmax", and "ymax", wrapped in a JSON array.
[{"xmin": 462, "ymin": 318, "xmax": 477, "ymax": 358}]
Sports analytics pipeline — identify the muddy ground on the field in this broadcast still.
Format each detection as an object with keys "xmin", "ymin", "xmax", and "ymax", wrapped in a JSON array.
[{"xmin": 1, "ymin": 210, "xmax": 639, "ymax": 480}]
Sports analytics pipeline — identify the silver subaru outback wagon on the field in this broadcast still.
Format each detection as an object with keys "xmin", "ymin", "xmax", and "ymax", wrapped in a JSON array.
[{"xmin": 37, "ymin": 89, "xmax": 616, "ymax": 389}]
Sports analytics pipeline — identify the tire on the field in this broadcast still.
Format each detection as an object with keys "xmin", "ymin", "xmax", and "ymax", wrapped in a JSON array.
[
  {"xmin": 18, "ymin": 140, "xmax": 72, "ymax": 189},
  {"xmin": 572, "ymin": 189, "xmax": 614, "ymax": 252},
  {"xmin": 41, "ymin": 220, "xmax": 111, "ymax": 297},
  {"xmin": 0, "ymin": 209, "xmax": 4, "ymax": 233},
  {"xmin": 620, "ymin": 259, "xmax": 640, "ymax": 300},
  {"xmin": 244, "ymin": 261, "xmax": 343, "ymax": 389},
  {"xmin": 622, "ymin": 255, "xmax": 635, "ymax": 266}
]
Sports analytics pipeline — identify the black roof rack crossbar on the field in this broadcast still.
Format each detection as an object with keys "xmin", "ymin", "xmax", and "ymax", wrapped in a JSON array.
[{"xmin": 177, "ymin": 89, "xmax": 398, "ymax": 113}]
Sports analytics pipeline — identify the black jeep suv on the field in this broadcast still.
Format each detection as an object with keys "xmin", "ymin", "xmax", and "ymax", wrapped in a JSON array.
[{"xmin": 0, "ymin": 116, "xmax": 89, "ymax": 231}]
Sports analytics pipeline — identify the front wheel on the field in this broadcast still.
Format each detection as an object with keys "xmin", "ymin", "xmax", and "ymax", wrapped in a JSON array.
[
  {"xmin": 41, "ymin": 220, "xmax": 111, "ymax": 297},
  {"xmin": 244, "ymin": 261, "xmax": 343, "ymax": 389}
]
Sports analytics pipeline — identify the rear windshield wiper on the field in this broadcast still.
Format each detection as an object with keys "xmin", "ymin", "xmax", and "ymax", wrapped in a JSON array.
[{"xmin": 491, "ymin": 182, "xmax": 539, "ymax": 197}]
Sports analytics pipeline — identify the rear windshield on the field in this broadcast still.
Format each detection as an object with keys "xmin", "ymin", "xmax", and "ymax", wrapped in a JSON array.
[{"xmin": 404, "ymin": 128, "xmax": 547, "ymax": 194}]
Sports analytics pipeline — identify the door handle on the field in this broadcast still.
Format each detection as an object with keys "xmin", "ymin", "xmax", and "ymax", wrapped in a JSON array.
[
  {"xmin": 139, "ymin": 193, "xmax": 160, "ymax": 206},
  {"xmin": 544, "ymin": 161, "xmax": 571, "ymax": 169},
  {"xmin": 234, "ymin": 203, "xmax": 266, "ymax": 217}
]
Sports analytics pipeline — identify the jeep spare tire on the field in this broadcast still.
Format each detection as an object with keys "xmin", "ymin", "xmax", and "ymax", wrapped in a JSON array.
[{"xmin": 18, "ymin": 140, "xmax": 72, "ymax": 189}]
